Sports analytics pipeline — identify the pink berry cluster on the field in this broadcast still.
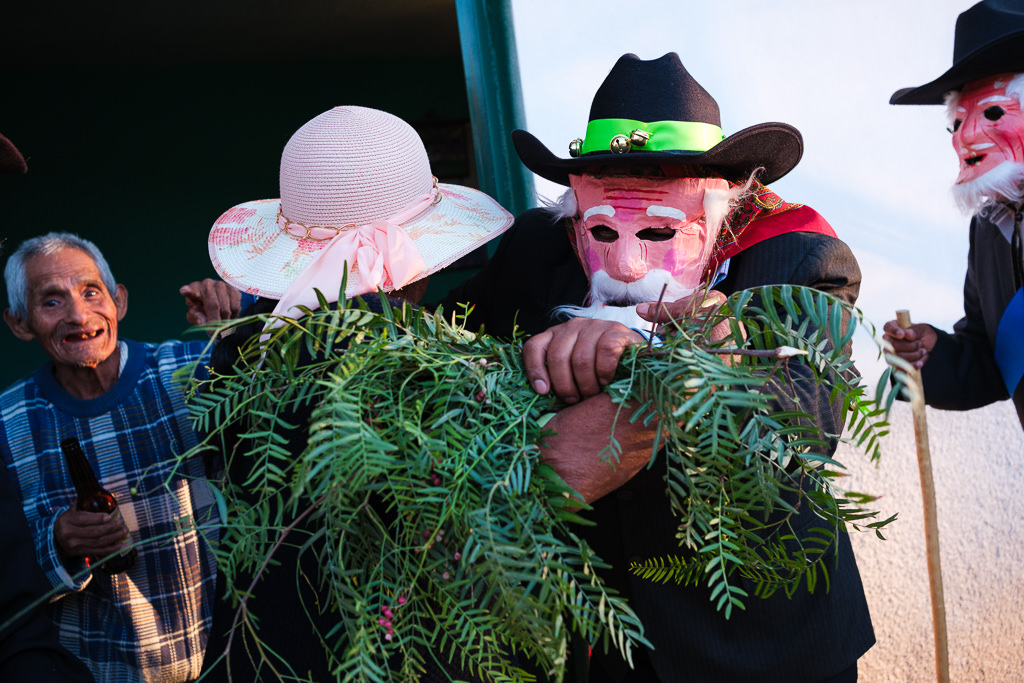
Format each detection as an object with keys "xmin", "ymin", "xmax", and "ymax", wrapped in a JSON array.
[
  {"xmin": 378, "ymin": 596, "xmax": 406, "ymax": 642},
  {"xmin": 473, "ymin": 358, "xmax": 492, "ymax": 404}
]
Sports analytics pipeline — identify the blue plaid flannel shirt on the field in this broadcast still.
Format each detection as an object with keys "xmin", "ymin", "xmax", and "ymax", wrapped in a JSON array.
[{"xmin": 0, "ymin": 339, "xmax": 219, "ymax": 683}]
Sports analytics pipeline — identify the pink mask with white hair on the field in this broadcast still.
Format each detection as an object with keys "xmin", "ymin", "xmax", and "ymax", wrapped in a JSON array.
[
  {"xmin": 951, "ymin": 73, "xmax": 1024, "ymax": 185},
  {"xmin": 568, "ymin": 174, "xmax": 729, "ymax": 307}
]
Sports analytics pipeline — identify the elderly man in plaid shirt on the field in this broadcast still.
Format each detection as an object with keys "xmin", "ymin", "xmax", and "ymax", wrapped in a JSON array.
[{"xmin": 0, "ymin": 232, "xmax": 227, "ymax": 682}]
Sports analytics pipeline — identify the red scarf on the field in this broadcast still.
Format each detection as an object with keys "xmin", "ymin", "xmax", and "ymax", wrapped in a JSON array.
[{"xmin": 701, "ymin": 182, "xmax": 835, "ymax": 280}]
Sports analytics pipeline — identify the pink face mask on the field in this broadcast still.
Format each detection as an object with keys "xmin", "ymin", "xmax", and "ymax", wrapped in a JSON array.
[
  {"xmin": 568, "ymin": 174, "xmax": 728, "ymax": 300},
  {"xmin": 952, "ymin": 74, "xmax": 1024, "ymax": 185}
]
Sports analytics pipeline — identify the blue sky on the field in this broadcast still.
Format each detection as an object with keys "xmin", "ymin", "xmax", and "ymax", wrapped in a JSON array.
[{"xmin": 510, "ymin": 0, "xmax": 977, "ymax": 381}]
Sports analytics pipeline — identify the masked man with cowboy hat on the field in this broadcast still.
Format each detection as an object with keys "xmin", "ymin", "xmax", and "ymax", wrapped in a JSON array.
[
  {"xmin": 441, "ymin": 53, "xmax": 874, "ymax": 682},
  {"xmin": 884, "ymin": 0, "xmax": 1024, "ymax": 431}
]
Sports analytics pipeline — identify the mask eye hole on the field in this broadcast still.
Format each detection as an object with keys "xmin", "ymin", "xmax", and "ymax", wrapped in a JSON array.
[
  {"xmin": 984, "ymin": 106, "xmax": 1005, "ymax": 121},
  {"xmin": 636, "ymin": 227, "xmax": 677, "ymax": 242},
  {"xmin": 589, "ymin": 225, "xmax": 618, "ymax": 243},
  {"xmin": 951, "ymin": 118, "xmax": 962, "ymax": 133}
]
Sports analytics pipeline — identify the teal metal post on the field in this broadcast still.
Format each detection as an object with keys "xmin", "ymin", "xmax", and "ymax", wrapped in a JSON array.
[{"xmin": 454, "ymin": 0, "xmax": 537, "ymax": 229}]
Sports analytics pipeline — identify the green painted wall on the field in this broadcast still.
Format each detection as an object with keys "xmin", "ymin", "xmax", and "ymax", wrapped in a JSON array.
[{"xmin": 456, "ymin": 0, "xmax": 535, "ymax": 219}]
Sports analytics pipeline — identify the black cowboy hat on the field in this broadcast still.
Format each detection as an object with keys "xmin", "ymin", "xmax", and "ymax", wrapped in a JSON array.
[
  {"xmin": 512, "ymin": 52, "xmax": 803, "ymax": 187},
  {"xmin": 0, "ymin": 133, "xmax": 27, "ymax": 174},
  {"xmin": 891, "ymin": 0, "xmax": 1024, "ymax": 105}
]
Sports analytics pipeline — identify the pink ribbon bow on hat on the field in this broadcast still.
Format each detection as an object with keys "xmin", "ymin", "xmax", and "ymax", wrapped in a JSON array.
[{"xmin": 269, "ymin": 187, "xmax": 436, "ymax": 325}]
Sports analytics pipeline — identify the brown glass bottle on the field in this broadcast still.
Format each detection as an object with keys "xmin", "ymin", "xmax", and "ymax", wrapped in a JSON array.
[{"xmin": 60, "ymin": 437, "xmax": 137, "ymax": 574}]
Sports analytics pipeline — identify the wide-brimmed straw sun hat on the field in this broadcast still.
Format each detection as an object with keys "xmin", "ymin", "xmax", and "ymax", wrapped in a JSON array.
[
  {"xmin": 208, "ymin": 106, "xmax": 513, "ymax": 310},
  {"xmin": 890, "ymin": 0, "xmax": 1024, "ymax": 105},
  {"xmin": 512, "ymin": 52, "xmax": 803, "ymax": 187}
]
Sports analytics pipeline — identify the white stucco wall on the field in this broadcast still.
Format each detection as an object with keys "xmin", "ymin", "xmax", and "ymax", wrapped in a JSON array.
[{"xmin": 841, "ymin": 400, "xmax": 1024, "ymax": 681}]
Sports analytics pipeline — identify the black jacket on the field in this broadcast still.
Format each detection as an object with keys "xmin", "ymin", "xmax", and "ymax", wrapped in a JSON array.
[
  {"xmin": 0, "ymin": 468, "xmax": 95, "ymax": 682},
  {"xmin": 441, "ymin": 208, "xmax": 874, "ymax": 683},
  {"xmin": 921, "ymin": 212, "xmax": 1024, "ymax": 428}
]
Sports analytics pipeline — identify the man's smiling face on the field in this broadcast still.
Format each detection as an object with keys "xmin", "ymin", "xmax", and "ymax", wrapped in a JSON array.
[
  {"xmin": 14, "ymin": 248, "xmax": 126, "ymax": 371},
  {"xmin": 951, "ymin": 73, "xmax": 1024, "ymax": 185}
]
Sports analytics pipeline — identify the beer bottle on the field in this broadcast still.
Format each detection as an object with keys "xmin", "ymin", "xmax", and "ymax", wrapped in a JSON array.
[{"xmin": 60, "ymin": 437, "xmax": 137, "ymax": 574}]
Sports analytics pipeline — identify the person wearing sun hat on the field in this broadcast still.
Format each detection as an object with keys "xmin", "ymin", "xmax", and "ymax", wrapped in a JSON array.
[
  {"xmin": 208, "ymin": 105, "xmax": 514, "ymax": 319},
  {"xmin": 884, "ymin": 0, "xmax": 1024, "ymax": 432},
  {"xmin": 201, "ymin": 105, "xmax": 514, "ymax": 683},
  {"xmin": 441, "ymin": 53, "xmax": 872, "ymax": 682}
]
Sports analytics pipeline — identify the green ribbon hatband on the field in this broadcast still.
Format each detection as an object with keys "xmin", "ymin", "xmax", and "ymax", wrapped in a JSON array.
[{"xmin": 580, "ymin": 118, "xmax": 725, "ymax": 155}]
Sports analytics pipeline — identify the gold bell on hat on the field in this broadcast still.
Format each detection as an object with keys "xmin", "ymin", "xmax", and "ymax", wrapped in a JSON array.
[
  {"xmin": 609, "ymin": 134, "xmax": 630, "ymax": 154},
  {"xmin": 629, "ymin": 129, "xmax": 651, "ymax": 147},
  {"xmin": 568, "ymin": 138, "xmax": 583, "ymax": 157}
]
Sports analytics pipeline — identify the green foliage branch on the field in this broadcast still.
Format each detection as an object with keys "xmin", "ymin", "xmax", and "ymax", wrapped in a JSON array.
[
  {"xmin": 183, "ymin": 284, "xmax": 900, "ymax": 681},
  {"xmin": 619, "ymin": 285, "xmax": 900, "ymax": 617},
  {"xmin": 187, "ymin": 296, "xmax": 646, "ymax": 682}
]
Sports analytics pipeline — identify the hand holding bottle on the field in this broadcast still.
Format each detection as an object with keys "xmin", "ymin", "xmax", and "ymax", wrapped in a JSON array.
[
  {"xmin": 54, "ymin": 508, "xmax": 130, "ymax": 563},
  {"xmin": 58, "ymin": 437, "xmax": 137, "ymax": 573}
]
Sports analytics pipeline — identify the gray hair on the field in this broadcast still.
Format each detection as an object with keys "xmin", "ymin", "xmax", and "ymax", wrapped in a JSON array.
[{"xmin": 5, "ymin": 232, "xmax": 117, "ymax": 318}]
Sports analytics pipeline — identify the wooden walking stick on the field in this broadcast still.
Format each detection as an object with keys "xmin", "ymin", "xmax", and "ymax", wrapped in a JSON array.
[{"xmin": 896, "ymin": 310, "xmax": 950, "ymax": 683}]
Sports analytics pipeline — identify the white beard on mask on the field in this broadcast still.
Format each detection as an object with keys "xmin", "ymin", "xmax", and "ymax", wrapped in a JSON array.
[
  {"xmin": 952, "ymin": 160, "xmax": 1024, "ymax": 214},
  {"xmin": 554, "ymin": 269, "xmax": 697, "ymax": 330}
]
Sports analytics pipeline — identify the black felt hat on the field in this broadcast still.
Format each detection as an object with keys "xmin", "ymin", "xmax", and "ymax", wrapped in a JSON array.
[
  {"xmin": 0, "ymin": 134, "xmax": 27, "ymax": 174},
  {"xmin": 891, "ymin": 0, "xmax": 1024, "ymax": 105},
  {"xmin": 512, "ymin": 52, "xmax": 803, "ymax": 186}
]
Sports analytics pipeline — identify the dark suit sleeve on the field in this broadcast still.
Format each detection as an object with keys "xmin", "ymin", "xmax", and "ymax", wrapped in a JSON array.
[
  {"xmin": 0, "ymin": 469, "xmax": 94, "ymax": 683},
  {"xmin": 920, "ymin": 221, "xmax": 1009, "ymax": 410},
  {"xmin": 722, "ymin": 229, "xmax": 861, "ymax": 308},
  {"xmin": 721, "ymin": 230, "xmax": 863, "ymax": 445}
]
